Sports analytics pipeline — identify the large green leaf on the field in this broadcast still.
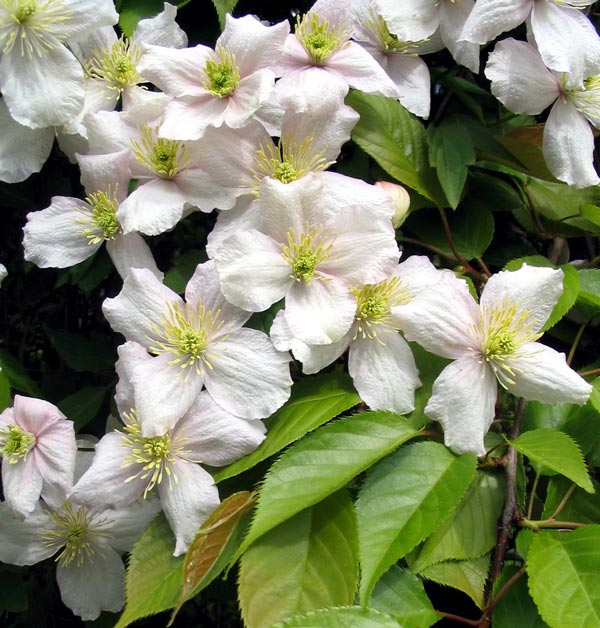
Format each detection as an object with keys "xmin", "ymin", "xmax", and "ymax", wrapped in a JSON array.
[
  {"xmin": 118, "ymin": 0, "xmax": 165, "ymax": 37},
  {"xmin": 0, "ymin": 348, "xmax": 41, "ymax": 396},
  {"xmin": 428, "ymin": 116, "xmax": 476, "ymax": 209},
  {"xmin": 45, "ymin": 328, "xmax": 115, "ymax": 373},
  {"xmin": 57, "ymin": 386, "xmax": 107, "ymax": 431},
  {"xmin": 356, "ymin": 441, "xmax": 477, "ymax": 603},
  {"xmin": 115, "ymin": 515, "xmax": 184, "ymax": 628},
  {"xmin": 527, "ymin": 527, "xmax": 600, "ymax": 628},
  {"xmin": 542, "ymin": 476, "xmax": 600, "ymax": 524},
  {"xmin": 369, "ymin": 566, "xmax": 439, "ymax": 628},
  {"xmin": 269, "ymin": 606, "xmax": 404, "ymax": 628},
  {"xmin": 576, "ymin": 269, "xmax": 600, "ymax": 320},
  {"xmin": 239, "ymin": 490, "xmax": 358, "ymax": 628},
  {"xmin": 236, "ymin": 412, "xmax": 418, "ymax": 557},
  {"xmin": 346, "ymin": 91, "xmax": 445, "ymax": 206},
  {"xmin": 509, "ymin": 429, "xmax": 593, "ymax": 493},
  {"xmin": 212, "ymin": 370, "xmax": 360, "ymax": 482},
  {"xmin": 413, "ymin": 471, "xmax": 504, "ymax": 573}
]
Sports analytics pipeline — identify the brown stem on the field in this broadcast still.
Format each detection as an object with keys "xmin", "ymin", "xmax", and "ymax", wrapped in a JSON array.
[
  {"xmin": 567, "ymin": 321, "xmax": 588, "ymax": 366},
  {"xmin": 523, "ymin": 185, "xmax": 547, "ymax": 236},
  {"xmin": 440, "ymin": 612, "xmax": 480, "ymax": 626},
  {"xmin": 548, "ymin": 483, "xmax": 577, "ymax": 520},
  {"xmin": 398, "ymin": 236, "xmax": 457, "ymax": 263},
  {"xmin": 519, "ymin": 519, "xmax": 588, "ymax": 531},
  {"xmin": 477, "ymin": 257, "xmax": 492, "ymax": 278},
  {"xmin": 486, "ymin": 567, "xmax": 526, "ymax": 616},
  {"xmin": 526, "ymin": 473, "xmax": 540, "ymax": 520},
  {"xmin": 579, "ymin": 367, "xmax": 600, "ymax": 378}
]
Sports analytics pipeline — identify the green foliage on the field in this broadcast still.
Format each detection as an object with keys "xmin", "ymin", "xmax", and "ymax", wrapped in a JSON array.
[
  {"xmin": 210, "ymin": 0, "xmax": 239, "ymax": 30},
  {"xmin": 57, "ymin": 385, "xmax": 108, "ymax": 430},
  {"xmin": 576, "ymin": 269, "xmax": 600, "ymax": 320},
  {"xmin": 269, "ymin": 606, "xmax": 405, "ymax": 628},
  {"xmin": 45, "ymin": 328, "xmax": 115, "ymax": 373},
  {"xmin": 492, "ymin": 565, "xmax": 549, "ymax": 628},
  {"xmin": 118, "ymin": 0, "xmax": 165, "ymax": 37},
  {"xmin": 527, "ymin": 527, "xmax": 600, "ymax": 628},
  {"xmin": 238, "ymin": 490, "xmax": 358, "ymax": 628}
]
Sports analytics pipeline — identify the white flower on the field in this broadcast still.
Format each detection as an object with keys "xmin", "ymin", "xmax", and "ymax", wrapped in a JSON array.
[
  {"xmin": 461, "ymin": 0, "xmax": 600, "ymax": 87},
  {"xmin": 0, "ymin": 395, "xmax": 76, "ymax": 517},
  {"xmin": 485, "ymin": 38, "xmax": 600, "ymax": 187},
  {"xmin": 0, "ymin": 263, "xmax": 6, "ymax": 284},
  {"xmin": 395, "ymin": 264, "xmax": 593, "ymax": 455},
  {"xmin": 214, "ymin": 174, "xmax": 400, "ymax": 345},
  {"xmin": 102, "ymin": 260, "xmax": 292, "ymax": 436},
  {"xmin": 0, "ymin": 0, "xmax": 118, "ymax": 128},
  {"xmin": 137, "ymin": 13, "xmax": 289, "ymax": 140}
]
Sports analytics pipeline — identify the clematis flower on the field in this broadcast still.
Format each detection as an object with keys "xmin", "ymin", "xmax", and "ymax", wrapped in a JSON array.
[
  {"xmin": 102, "ymin": 259, "xmax": 292, "ymax": 436},
  {"xmin": 71, "ymin": 342, "xmax": 265, "ymax": 556},
  {"xmin": 485, "ymin": 38, "xmax": 600, "ymax": 187},
  {"xmin": 394, "ymin": 264, "xmax": 593, "ymax": 455},
  {"xmin": 0, "ymin": 481, "xmax": 160, "ymax": 620},
  {"xmin": 0, "ymin": 263, "xmax": 6, "ymax": 284},
  {"xmin": 0, "ymin": 0, "xmax": 118, "ymax": 128},
  {"xmin": 136, "ymin": 14, "xmax": 289, "ymax": 140},
  {"xmin": 271, "ymin": 256, "xmax": 444, "ymax": 414},
  {"xmin": 214, "ymin": 174, "xmax": 400, "ymax": 345},
  {"xmin": 0, "ymin": 395, "xmax": 76, "ymax": 517},
  {"xmin": 461, "ymin": 0, "xmax": 600, "ymax": 87}
]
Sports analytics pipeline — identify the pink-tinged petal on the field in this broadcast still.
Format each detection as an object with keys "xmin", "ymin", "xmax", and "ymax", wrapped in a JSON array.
[
  {"xmin": 376, "ymin": 0, "xmax": 440, "ymax": 41},
  {"xmin": 426, "ymin": 356, "xmax": 497, "ymax": 456},
  {"xmin": 0, "ymin": 45, "xmax": 84, "ymax": 128},
  {"xmin": 275, "ymin": 66, "xmax": 349, "ymax": 114},
  {"xmin": 159, "ymin": 461, "xmax": 219, "ymax": 556},
  {"xmin": 531, "ymin": 1, "xmax": 600, "ymax": 86},
  {"xmin": 177, "ymin": 392, "xmax": 266, "ymax": 466},
  {"xmin": 115, "ymin": 342, "xmax": 149, "ymax": 415},
  {"xmin": 34, "ymin": 419, "xmax": 77, "ymax": 490},
  {"xmin": 214, "ymin": 229, "xmax": 291, "ymax": 312},
  {"xmin": 131, "ymin": 353, "xmax": 204, "ymax": 437},
  {"xmin": 77, "ymin": 150, "xmax": 131, "ymax": 200},
  {"xmin": 270, "ymin": 310, "xmax": 350, "ymax": 374},
  {"xmin": 23, "ymin": 197, "xmax": 101, "ymax": 269},
  {"xmin": 101, "ymin": 497, "xmax": 162, "ymax": 551},
  {"xmin": 543, "ymin": 98, "xmax": 600, "ymax": 188},
  {"xmin": 382, "ymin": 53, "xmax": 431, "ymax": 119},
  {"xmin": 131, "ymin": 2, "xmax": 188, "ymax": 48},
  {"xmin": 394, "ymin": 255, "xmax": 446, "ymax": 299},
  {"xmin": 480, "ymin": 264, "xmax": 563, "ymax": 334},
  {"xmin": 57, "ymin": 548, "xmax": 124, "ymax": 620},
  {"xmin": 174, "ymin": 167, "xmax": 239, "ymax": 213},
  {"xmin": 84, "ymin": 110, "xmax": 135, "ymax": 154},
  {"xmin": 327, "ymin": 41, "xmax": 398, "ymax": 97},
  {"xmin": 70, "ymin": 432, "xmax": 145, "ymax": 510},
  {"xmin": 1, "ymin": 458, "xmax": 43, "ymax": 517},
  {"xmin": 102, "ymin": 268, "xmax": 183, "ymax": 346},
  {"xmin": 393, "ymin": 273, "xmax": 480, "ymax": 359},
  {"xmin": 0, "ymin": 502, "xmax": 55, "ymax": 565},
  {"xmin": 310, "ymin": 0, "xmax": 353, "ymax": 31},
  {"xmin": 349, "ymin": 331, "xmax": 421, "ymax": 415},
  {"xmin": 440, "ymin": 0, "xmax": 480, "ymax": 73},
  {"xmin": 485, "ymin": 39, "xmax": 559, "ymax": 114},
  {"xmin": 460, "ymin": 0, "xmax": 531, "ymax": 44},
  {"xmin": 13, "ymin": 395, "xmax": 66, "ymax": 432},
  {"xmin": 106, "ymin": 233, "xmax": 164, "ymax": 282},
  {"xmin": 286, "ymin": 276, "xmax": 357, "ymax": 345},
  {"xmin": 0, "ymin": 100, "xmax": 54, "ymax": 183},
  {"xmin": 185, "ymin": 260, "xmax": 251, "ymax": 330},
  {"xmin": 206, "ymin": 197, "xmax": 259, "ymax": 258},
  {"xmin": 204, "ymin": 329, "xmax": 292, "ymax": 419},
  {"xmin": 158, "ymin": 94, "xmax": 229, "ymax": 140},
  {"xmin": 219, "ymin": 14, "xmax": 289, "ymax": 76},
  {"xmin": 223, "ymin": 69, "xmax": 276, "ymax": 129},
  {"xmin": 138, "ymin": 43, "xmax": 212, "ymax": 98},
  {"xmin": 504, "ymin": 343, "xmax": 593, "ymax": 405}
]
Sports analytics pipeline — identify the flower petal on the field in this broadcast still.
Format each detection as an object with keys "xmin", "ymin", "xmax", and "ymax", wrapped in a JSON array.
[
  {"xmin": 460, "ymin": 0, "xmax": 531, "ymax": 44},
  {"xmin": 0, "ymin": 502, "xmax": 55, "ymax": 565},
  {"xmin": 1, "ymin": 458, "xmax": 43, "ymax": 517},
  {"xmin": 106, "ymin": 233, "xmax": 164, "ymax": 282}
]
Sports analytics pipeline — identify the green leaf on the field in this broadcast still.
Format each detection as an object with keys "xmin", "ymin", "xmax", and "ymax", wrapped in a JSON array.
[
  {"xmin": 527, "ymin": 527, "xmax": 600, "ymax": 628},
  {"xmin": 45, "ymin": 328, "xmax": 115, "ymax": 373},
  {"xmin": 580, "ymin": 204, "xmax": 600, "ymax": 228},
  {"xmin": 171, "ymin": 491, "xmax": 256, "ymax": 624},
  {"xmin": 413, "ymin": 471, "xmax": 505, "ymax": 573},
  {"xmin": 118, "ymin": 0, "xmax": 165, "ymax": 37},
  {"xmin": 0, "ymin": 370, "xmax": 11, "ymax": 412},
  {"xmin": 356, "ymin": 441, "xmax": 477, "ymax": 603},
  {"xmin": 57, "ymin": 386, "xmax": 107, "ymax": 431},
  {"xmin": 346, "ymin": 90, "xmax": 445, "ymax": 206},
  {"xmin": 576, "ymin": 269, "xmax": 600, "ymax": 320},
  {"xmin": 542, "ymin": 476, "xmax": 600, "ymax": 524},
  {"xmin": 369, "ymin": 566, "xmax": 438, "ymax": 628},
  {"xmin": 163, "ymin": 249, "xmax": 205, "ymax": 295},
  {"xmin": 419, "ymin": 555, "xmax": 490, "ymax": 609},
  {"xmin": 239, "ymin": 490, "xmax": 358, "ymax": 628},
  {"xmin": 212, "ymin": 370, "xmax": 360, "ymax": 482},
  {"xmin": 210, "ymin": 0, "xmax": 238, "ymax": 30},
  {"xmin": 428, "ymin": 116, "xmax": 476, "ymax": 209},
  {"xmin": 0, "ymin": 348, "xmax": 41, "ymax": 396},
  {"xmin": 509, "ymin": 429, "xmax": 593, "ymax": 493},
  {"xmin": 115, "ymin": 514, "xmax": 184, "ymax": 628},
  {"xmin": 269, "ymin": 606, "xmax": 404, "ymax": 628},
  {"xmin": 236, "ymin": 411, "xmax": 418, "ymax": 557}
]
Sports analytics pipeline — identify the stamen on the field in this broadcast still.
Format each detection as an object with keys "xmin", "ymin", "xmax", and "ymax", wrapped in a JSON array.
[
  {"xmin": 0, "ymin": 424, "xmax": 36, "ymax": 463},
  {"xmin": 567, "ymin": 75, "xmax": 600, "ymax": 128},
  {"xmin": 130, "ymin": 126, "xmax": 191, "ymax": 179},
  {"xmin": 295, "ymin": 12, "xmax": 350, "ymax": 66},
  {"xmin": 202, "ymin": 45, "xmax": 240, "ymax": 98},
  {"xmin": 78, "ymin": 188, "xmax": 121, "ymax": 244},
  {"xmin": 364, "ymin": 7, "xmax": 416, "ymax": 54},
  {"xmin": 281, "ymin": 222, "xmax": 335, "ymax": 284},
  {"xmin": 85, "ymin": 37, "xmax": 142, "ymax": 92}
]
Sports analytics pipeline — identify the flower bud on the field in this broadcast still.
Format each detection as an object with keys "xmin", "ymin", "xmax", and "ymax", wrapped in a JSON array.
[{"xmin": 375, "ymin": 181, "xmax": 410, "ymax": 228}]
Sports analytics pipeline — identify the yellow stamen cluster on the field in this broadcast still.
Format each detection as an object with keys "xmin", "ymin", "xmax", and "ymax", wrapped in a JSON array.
[
  {"xmin": 130, "ymin": 125, "xmax": 191, "ymax": 179},
  {"xmin": 85, "ymin": 37, "xmax": 142, "ymax": 92},
  {"xmin": 568, "ymin": 75, "xmax": 600, "ymax": 127},
  {"xmin": 364, "ymin": 8, "xmax": 415, "ymax": 55},
  {"xmin": 0, "ymin": 423, "xmax": 36, "ymax": 463},
  {"xmin": 80, "ymin": 188, "xmax": 121, "ymax": 244},
  {"xmin": 281, "ymin": 223, "xmax": 334, "ymax": 284},
  {"xmin": 202, "ymin": 45, "xmax": 240, "ymax": 98},
  {"xmin": 295, "ymin": 12, "xmax": 350, "ymax": 66}
]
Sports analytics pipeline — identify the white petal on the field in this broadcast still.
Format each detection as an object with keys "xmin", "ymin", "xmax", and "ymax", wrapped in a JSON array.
[
  {"xmin": 376, "ymin": 0, "xmax": 440, "ymax": 41},
  {"xmin": 439, "ymin": 0, "xmax": 480, "ymax": 73},
  {"xmin": 426, "ymin": 356, "xmax": 497, "ymax": 456},
  {"xmin": 106, "ymin": 233, "xmax": 163, "ymax": 282},
  {"xmin": 543, "ymin": 98, "xmax": 599, "ymax": 188},
  {"xmin": 115, "ymin": 341, "xmax": 149, "ymax": 415},
  {"xmin": 275, "ymin": 67, "xmax": 349, "ymax": 114},
  {"xmin": 0, "ymin": 502, "xmax": 55, "ymax": 565},
  {"xmin": 158, "ymin": 95, "xmax": 227, "ymax": 141},
  {"xmin": 223, "ymin": 70, "xmax": 276, "ymax": 129},
  {"xmin": 393, "ymin": 255, "xmax": 446, "ymax": 299},
  {"xmin": 349, "ymin": 331, "xmax": 421, "ymax": 415},
  {"xmin": 480, "ymin": 264, "xmax": 563, "ymax": 334},
  {"xmin": 132, "ymin": 2, "xmax": 188, "ymax": 48},
  {"xmin": 382, "ymin": 53, "xmax": 431, "ymax": 119},
  {"xmin": 34, "ymin": 418, "xmax": 77, "ymax": 490},
  {"xmin": 285, "ymin": 277, "xmax": 357, "ymax": 345},
  {"xmin": 505, "ymin": 343, "xmax": 593, "ymax": 404},
  {"xmin": 1, "ymin": 458, "xmax": 43, "ymax": 517},
  {"xmin": 310, "ymin": 0, "xmax": 353, "ymax": 32},
  {"xmin": 102, "ymin": 268, "xmax": 183, "ymax": 346},
  {"xmin": 159, "ymin": 461, "xmax": 220, "ymax": 556},
  {"xmin": 204, "ymin": 328, "xmax": 292, "ymax": 419},
  {"xmin": 63, "ymin": 0, "xmax": 118, "ymax": 40},
  {"xmin": 77, "ymin": 150, "xmax": 131, "ymax": 199},
  {"xmin": 485, "ymin": 39, "xmax": 559, "ymax": 115},
  {"xmin": 206, "ymin": 197, "xmax": 261, "ymax": 258},
  {"xmin": 460, "ymin": 0, "xmax": 531, "ymax": 44},
  {"xmin": 102, "ymin": 497, "xmax": 162, "ymax": 551},
  {"xmin": 175, "ymin": 167, "xmax": 239, "ymax": 212}
]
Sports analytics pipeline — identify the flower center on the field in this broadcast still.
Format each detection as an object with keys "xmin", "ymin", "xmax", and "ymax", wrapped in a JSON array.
[
  {"xmin": 202, "ymin": 45, "xmax": 239, "ymax": 98},
  {"xmin": 130, "ymin": 126, "xmax": 191, "ymax": 179},
  {"xmin": 296, "ymin": 12, "xmax": 350, "ymax": 66},
  {"xmin": 0, "ymin": 424, "xmax": 36, "ymax": 463},
  {"xmin": 15, "ymin": 0, "xmax": 35, "ymax": 22},
  {"xmin": 567, "ymin": 75, "xmax": 600, "ymax": 128},
  {"xmin": 86, "ymin": 37, "xmax": 142, "ymax": 92},
  {"xmin": 364, "ymin": 8, "xmax": 413, "ymax": 54},
  {"xmin": 148, "ymin": 302, "xmax": 225, "ymax": 375},
  {"xmin": 77, "ymin": 189, "xmax": 121, "ymax": 244},
  {"xmin": 41, "ymin": 501, "xmax": 112, "ymax": 567},
  {"xmin": 281, "ymin": 223, "xmax": 334, "ymax": 284}
]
